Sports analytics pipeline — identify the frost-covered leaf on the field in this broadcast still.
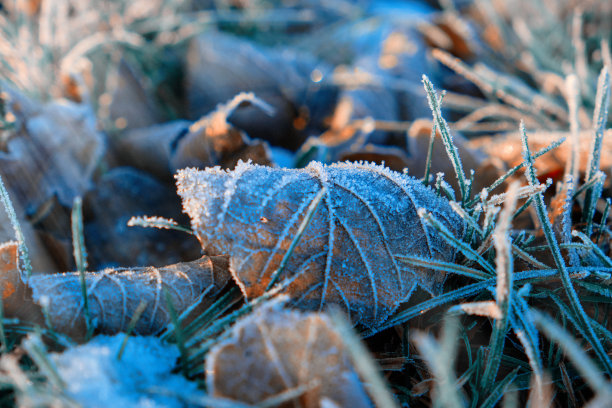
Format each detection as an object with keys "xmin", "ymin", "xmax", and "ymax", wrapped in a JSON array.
[
  {"xmin": 206, "ymin": 303, "xmax": 372, "ymax": 407},
  {"xmin": 0, "ymin": 241, "xmax": 231, "ymax": 339},
  {"xmin": 176, "ymin": 161, "xmax": 464, "ymax": 329}
]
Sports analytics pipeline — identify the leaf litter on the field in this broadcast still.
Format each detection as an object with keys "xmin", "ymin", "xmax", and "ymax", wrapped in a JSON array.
[{"xmin": 0, "ymin": 0, "xmax": 610, "ymax": 406}]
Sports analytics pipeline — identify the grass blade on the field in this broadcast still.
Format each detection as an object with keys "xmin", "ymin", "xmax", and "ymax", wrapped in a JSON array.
[
  {"xmin": 0, "ymin": 175, "xmax": 31, "ymax": 280},
  {"xmin": 422, "ymin": 75, "xmax": 469, "ymax": 202},
  {"xmin": 71, "ymin": 196, "xmax": 92, "ymax": 340},
  {"xmin": 330, "ymin": 309, "xmax": 398, "ymax": 408}
]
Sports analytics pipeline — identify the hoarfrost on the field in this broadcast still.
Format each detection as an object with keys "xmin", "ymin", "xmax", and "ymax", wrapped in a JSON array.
[
  {"xmin": 176, "ymin": 160, "xmax": 464, "ymax": 330},
  {"xmin": 52, "ymin": 335, "xmax": 199, "ymax": 408}
]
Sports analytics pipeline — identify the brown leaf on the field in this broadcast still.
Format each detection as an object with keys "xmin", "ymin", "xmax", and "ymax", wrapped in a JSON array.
[
  {"xmin": 115, "ymin": 120, "xmax": 190, "ymax": 180},
  {"xmin": 186, "ymin": 31, "xmax": 313, "ymax": 149},
  {"xmin": 171, "ymin": 93, "xmax": 273, "ymax": 172},
  {"xmin": 176, "ymin": 161, "xmax": 464, "ymax": 329},
  {"xmin": 0, "ymin": 242, "xmax": 44, "ymax": 324},
  {"xmin": 339, "ymin": 145, "xmax": 410, "ymax": 172},
  {"xmin": 0, "ymin": 197, "xmax": 58, "ymax": 273},
  {"xmin": 115, "ymin": 93, "xmax": 273, "ymax": 178},
  {"xmin": 206, "ymin": 303, "xmax": 372, "ymax": 407},
  {"xmin": 468, "ymin": 129, "xmax": 612, "ymax": 183},
  {"xmin": 0, "ymin": 241, "xmax": 231, "ymax": 339}
]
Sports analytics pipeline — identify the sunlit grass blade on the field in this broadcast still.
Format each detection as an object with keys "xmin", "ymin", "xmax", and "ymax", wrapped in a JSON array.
[
  {"xmin": 480, "ymin": 182, "xmax": 519, "ymax": 393},
  {"xmin": 466, "ymin": 137, "xmax": 565, "ymax": 207},
  {"xmin": 127, "ymin": 215, "xmax": 194, "ymax": 235},
  {"xmin": 413, "ymin": 315, "xmax": 464, "ymax": 408}
]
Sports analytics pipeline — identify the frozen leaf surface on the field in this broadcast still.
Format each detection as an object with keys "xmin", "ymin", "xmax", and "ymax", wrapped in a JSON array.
[
  {"xmin": 206, "ymin": 303, "xmax": 372, "ymax": 407},
  {"xmin": 177, "ymin": 161, "xmax": 464, "ymax": 329},
  {"xmin": 0, "ymin": 241, "xmax": 230, "ymax": 339}
]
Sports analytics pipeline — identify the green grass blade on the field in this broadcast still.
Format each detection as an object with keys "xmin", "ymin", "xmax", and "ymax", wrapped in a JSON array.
[
  {"xmin": 532, "ymin": 309, "xmax": 612, "ymax": 395},
  {"xmin": 422, "ymin": 75, "xmax": 468, "ymax": 203},
  {"xmin": 71, "ymin": 196, "xmax": 92, "ymax": 340}
]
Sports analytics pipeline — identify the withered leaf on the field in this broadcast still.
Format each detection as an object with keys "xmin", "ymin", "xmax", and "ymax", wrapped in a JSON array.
[
  {"xmin": 177, "ymin": 161, "xmax": 464, "ymax": 329},
  {"xmin": 186, "ymin": 31, "xmax": 321, "ymax": 149},
  {"xmin": 206, "ymin": 303, "xmax": 372, "ymax": 407},
  {"xmin": 468, "ymin": 129, "xmax": 612, "ymax": 182},
  {"xmin": 116, "ymin": 93, "xmax": 273, "ymax": 179},
  {"xmin": 0, "ymin": 241, "xmax": 230, "ymax": 339}
]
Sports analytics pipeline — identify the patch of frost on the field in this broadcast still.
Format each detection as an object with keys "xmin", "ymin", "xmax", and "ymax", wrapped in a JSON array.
[{"xmin": 52, "ymin": 334, "xmax": 199, "ymax": 408}]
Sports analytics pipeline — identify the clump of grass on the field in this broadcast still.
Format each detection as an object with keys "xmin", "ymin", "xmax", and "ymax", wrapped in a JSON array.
[{"xmin": 380, "ymin": 62, "xmax": 612, "ymax": 405}]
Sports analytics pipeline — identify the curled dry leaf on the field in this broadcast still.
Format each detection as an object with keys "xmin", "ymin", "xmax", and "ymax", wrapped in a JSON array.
[
  {"xmin": 170, "ymin": 93, "xmax": 274, "ymax": 172},
  {"xmin": 468, "ymin": 129, "xmax": 612, "ymax": 182},
  {"xmin": 177, "ymin": 161, "xmax": 464, "ymax": 329},
  {"xmin": 116, "ymin": 93, "xmax": 273, "ymax": 179},
  {"xmin": 186, "ymin": 31, "xmax": 328, "ymax": 149},
  {"xmin": 0, "ymin": 241, "xmax": 230, "ymax": 339},
  {"xmin": 206, "ymin": 303, "xmax": 372, "ymax": 407}
]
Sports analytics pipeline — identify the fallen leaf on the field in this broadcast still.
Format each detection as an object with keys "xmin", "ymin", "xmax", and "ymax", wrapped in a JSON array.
[
  {"xmin": 0, "ymin": 241, "xmax": 44, "ymax": 324},
  {"xmin": 176, "ymin": 161, "xmax": 464, "ymax": 329},
  {"xmin": 0, "ymin": 241, "xmax": 230, "ymax": 340},
  {"xmin": 115, "ymin": 120, "xmax": 190, "ymax": 180},
  {"xmin": 171, "ymin": 93, "xmax": 274, "ymax": 172},
  {"xmin": 186, "ymin": 31, "xmax": 324, "ymax": 149},
  {"xmin": 206, "ymin": 303, "xmax": 372, "ymax": 407},
  {"xmin": 339, "ymin": 144, "xmax": 410, "ymax": 172},
  {"xmin": 468, "ymin": 129, "xmax": 612, "ymax": 182},
  {"xmin": 115, "ymin": 93, "xmax": 273, "ymax": 179}
]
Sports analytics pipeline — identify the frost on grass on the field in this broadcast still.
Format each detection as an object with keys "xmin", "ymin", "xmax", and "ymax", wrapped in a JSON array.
[
  {"xmin": 0, "ymin": 241, "xmax": 230, "ymax": 339},
  {"xmin": 176, "ymin": 160, "xmax": 464, "ymax": 329},
  {"xmin": 52, "ymin": 334, "xmax": 199, "ymax": 408},
  {"xmin": 206, "ymin": 303, "xmax": 371, "ymax": 407}
]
